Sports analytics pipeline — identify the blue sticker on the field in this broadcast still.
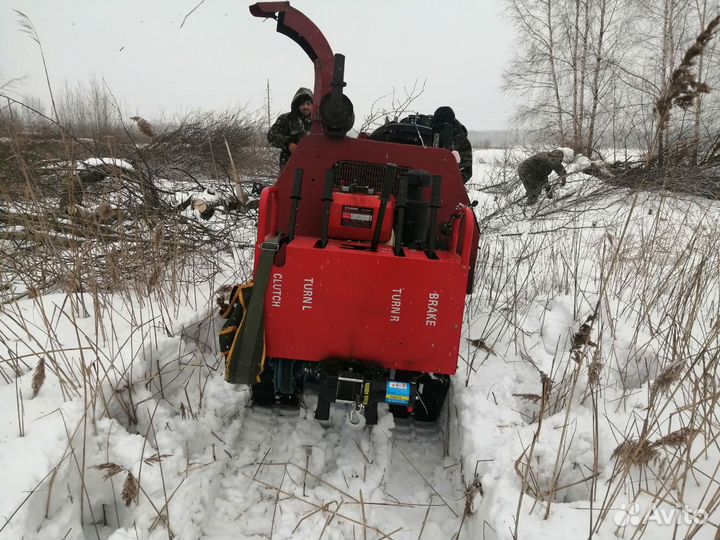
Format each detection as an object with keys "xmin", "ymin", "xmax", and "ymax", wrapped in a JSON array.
[{"xmin": 385, "ymin": 381, "xmax": 410, "ymax": 404}]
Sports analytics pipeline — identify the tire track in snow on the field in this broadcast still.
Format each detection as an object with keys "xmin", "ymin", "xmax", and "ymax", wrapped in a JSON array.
[{"xmin": 200, "ymin": 395, "xmax": 464, "ymax": 540}]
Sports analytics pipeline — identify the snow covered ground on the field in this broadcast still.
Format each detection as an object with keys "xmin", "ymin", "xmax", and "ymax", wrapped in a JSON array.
[{"xmin": 1, "ymin": 149, "xmax": 719, "ymax": 539}]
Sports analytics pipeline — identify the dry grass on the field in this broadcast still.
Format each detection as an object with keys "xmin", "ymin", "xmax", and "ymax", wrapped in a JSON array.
[
  {"xmin": 30, "ymin": 357, "xmax": 45, "ymax": 398},
  {"xmin": 130, "ymin": 116, "xmax": 156, "ymax": 139},
  {"xmin": 0, "ymin": 86, "xmax": 268, "ymax": 538},
  {"xmin": 121, "ymin": 472, "xmax": 139, "ymax": 507},
  {"xmin": 465, "ymin": 169, "xmax": 720, "ymax": 538},
  {"xmin": 1, "ymin": 47, "xmax": 719, "ymax": 538},
  {"xmin": 0, "ymin": 16, "xmax": 279, "ymax": 537},
  {"xmin": 0, "ymin": 100, "xmax": 263, "ymax": 307},
  {"xmin": 612, "ymin": 439, "xmax": 659, "ymax": 468}
]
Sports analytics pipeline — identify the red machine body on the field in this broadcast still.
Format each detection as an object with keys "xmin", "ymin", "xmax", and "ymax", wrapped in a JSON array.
[{"xmin": 254, "ymin": 134, "xmax": 479, "ymax": 375}]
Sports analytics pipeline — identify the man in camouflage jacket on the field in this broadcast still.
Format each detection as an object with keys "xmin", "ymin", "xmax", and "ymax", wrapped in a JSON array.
[
  {"xmin": 518, "ymin": 149, "xmax": 573, "ymax": 205},
  {"xmin": 267, "ymin": 87, "xmax": 313, "ymax": 170}
]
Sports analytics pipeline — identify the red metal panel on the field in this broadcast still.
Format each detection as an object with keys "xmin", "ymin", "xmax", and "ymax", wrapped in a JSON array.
[{"xmin": 263, "ymin": 237, "xmax": 468, "ymax": 374}]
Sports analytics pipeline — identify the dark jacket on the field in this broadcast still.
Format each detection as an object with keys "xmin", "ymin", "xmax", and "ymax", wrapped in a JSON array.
[
  {"xmin": 267, "ymin": 87, "xmax": 313, "ymax": 169},
  {"xmin": 518, "ymin": 152, "xmax": 566, "ymax": 180},
  {"xmin": 399, "ymin": 113, "xmax": 473, "ymax": 183},
  {"xmin": 452, "ymin": 121, "xmax": 473, "ymax": 183}
]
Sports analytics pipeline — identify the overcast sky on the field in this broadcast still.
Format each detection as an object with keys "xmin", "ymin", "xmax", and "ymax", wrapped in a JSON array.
[{"xmin": 1, "ymin": 0, "xmax": 516, "ymax": 131}]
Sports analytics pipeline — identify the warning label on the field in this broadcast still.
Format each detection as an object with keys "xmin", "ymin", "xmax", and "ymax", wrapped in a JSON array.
[
  {"xmin": 385, "ymin": 381, "xmax": 410, "ymax": 404},
  {"xmin": 341, "ymin": 206, "xmax": 373, "ymax": 228}
]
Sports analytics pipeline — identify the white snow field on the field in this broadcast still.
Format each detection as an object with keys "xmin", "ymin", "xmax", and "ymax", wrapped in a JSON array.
[{"xmin": 1, "ymin": 149, "xmax": 719, "ymax": 540}]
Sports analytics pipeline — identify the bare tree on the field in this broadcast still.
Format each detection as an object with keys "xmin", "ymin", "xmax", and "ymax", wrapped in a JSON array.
[
  {"xmin": 648, "ymin": 12, "xmax": 720, "ymax": 164},
  {"xmin": 504, "ymin": 0, "xmax": 567, "ymax": 143},
  {"xmin": 505, "ymin": 0, "xmax": 720, "ymax": 165}
]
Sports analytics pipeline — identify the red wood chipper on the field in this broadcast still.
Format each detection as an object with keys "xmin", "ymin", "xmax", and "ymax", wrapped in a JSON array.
[{"xmin": 220, "ymin": 2, "xmax": 480, "ymax": 426}]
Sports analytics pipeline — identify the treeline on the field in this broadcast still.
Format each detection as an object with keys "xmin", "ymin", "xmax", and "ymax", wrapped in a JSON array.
[
  {"xmin": 0, "ymin": 77, "xmax": 274, "ymax": 185},
  {"xmin": 505, "ymin": 0, "xmax": 720, "ymax": 166},
  {"xmin": 2, "ymin": 77, "xmax": 267, "ymax": 146}
]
